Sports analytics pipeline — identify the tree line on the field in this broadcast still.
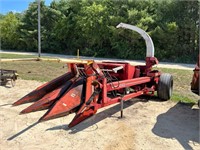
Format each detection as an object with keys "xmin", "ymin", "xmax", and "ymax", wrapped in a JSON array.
[{"xmin": 0, "ymin": 0, "xmax": 199, "ymax": 63}]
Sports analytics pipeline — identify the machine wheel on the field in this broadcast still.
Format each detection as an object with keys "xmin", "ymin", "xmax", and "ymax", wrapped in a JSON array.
[{"xmin": 157, "ymin": 73, "xmax": 173, "ymax": 101}]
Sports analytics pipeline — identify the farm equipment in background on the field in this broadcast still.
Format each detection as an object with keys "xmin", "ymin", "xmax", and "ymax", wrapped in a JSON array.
[
  {"xmin": 191, "ymin": 55, "xmax": 200, "ymax": 106},
  {"xmin": 0, "ymin": 69, "xmax": 18, "ymax": 87},
  {"xmin": 13, "ymin": 23, "xmax": 173, "ymax": 128}
]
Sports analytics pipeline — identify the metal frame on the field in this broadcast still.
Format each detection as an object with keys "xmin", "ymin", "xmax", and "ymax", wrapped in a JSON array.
[{"xmin": 0, "ymin": 69, "xmax": 18, "ymax": 87}]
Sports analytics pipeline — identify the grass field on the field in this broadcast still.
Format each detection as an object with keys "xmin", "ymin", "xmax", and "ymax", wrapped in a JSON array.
[
  {"xmin": 0, "ymin": 53, "xmax": 56, "ymax": 59},
  {"xmin": 1, "ymin": 57, "xmax": 198, "ymax": 104},
  {"xmin": 158, "ymin": 68, "xmax": 198, "ymax": 104},
  {"xmin": 1, "ymin": 60, "xmax": 67, "ymax": 82},
  {"xmin": 0, "ymin": 53, "xmax": 37, "ymax": 59}
]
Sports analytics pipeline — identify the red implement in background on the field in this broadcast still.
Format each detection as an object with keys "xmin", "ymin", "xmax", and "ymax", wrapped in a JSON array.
[
  {"xmin": 13, "ymin": 23, "xmax": 173, "ymax": 128},
  {"xmin": 191, "ymin": 55, "xmax": 200, "ymax": 95},
  {"xmin": 191, "ymin": 54, "xmax": 200, "ymax": 107}
]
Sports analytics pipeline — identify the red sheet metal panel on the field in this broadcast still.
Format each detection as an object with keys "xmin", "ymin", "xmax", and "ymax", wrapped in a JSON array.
[
  {"xmin": 13, "ymin": 72, "xmax": 74, "ymax": 106},
  {"xmin": 20, "ymin": 80, "xmax": 73, "ymax": 114},
  {"xmin": 39, "ymin": 77, "xmax": 84, "ymax": 122}
]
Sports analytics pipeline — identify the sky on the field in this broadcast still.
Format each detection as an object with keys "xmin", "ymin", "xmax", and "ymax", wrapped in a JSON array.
[{"xmin": 0, "ymin": 0, "xmax": 52, "ymax": 14}]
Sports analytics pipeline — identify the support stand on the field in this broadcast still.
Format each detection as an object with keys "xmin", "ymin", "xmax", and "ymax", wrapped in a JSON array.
[{"xmin": 120, "ymin": 99, "xmax": 123, "ymax": 118}]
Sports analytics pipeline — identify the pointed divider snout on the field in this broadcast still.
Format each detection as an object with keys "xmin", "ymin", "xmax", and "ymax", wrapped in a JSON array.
[
  {"xmin": 68, "ymin": 107, "xmax": 96, "ymax": 128},
  {"xmin": 13, "ymin": 72, "xmax": 74, "ymax": 106},
  {"xmin": 20, "ymin": 80, "xmax": 73, "ymax": 114},
  {"xmin": 39, "ymin": 77, "xmax": 85, "ymax": 122}
]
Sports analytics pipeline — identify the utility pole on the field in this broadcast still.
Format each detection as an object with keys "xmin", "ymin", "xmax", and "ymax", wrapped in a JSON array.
[{"xmin": 38, "ymin": 0, "xmax": 41, "ymax": 57}]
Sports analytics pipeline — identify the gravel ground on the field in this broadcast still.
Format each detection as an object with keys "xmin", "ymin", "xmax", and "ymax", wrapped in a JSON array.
[{"xmin": 0, "ymin": 79, "xmax": 199, "ymax": 150}]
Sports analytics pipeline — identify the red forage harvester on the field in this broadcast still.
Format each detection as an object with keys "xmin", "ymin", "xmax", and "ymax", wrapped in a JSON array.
[{"xmin": 13, "ymin": 23, "xmax": 173, "ymax": 128}]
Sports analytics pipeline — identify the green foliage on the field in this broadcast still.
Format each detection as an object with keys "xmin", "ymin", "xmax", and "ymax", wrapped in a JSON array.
[
  {"xmin": 17, "ymin": 0, "xmax": 44, "ymax": 51},
  {"xmin": 0, "ymin": 53, "xmax": 36, "ymax": 59},
  {"xmin": 0, "ymin": 14, "xmax": 5, "ymax": 20},
  {"xmin": 171, "ymin": 93, "xmax": 196, "ymax": 105},
  {"xmin": 0, "ymin": 0, "xmax": 199, "ymax": 63},
  {"xmin": 0, "ymin": 12, "xmax": 20, "ymax": 49}
]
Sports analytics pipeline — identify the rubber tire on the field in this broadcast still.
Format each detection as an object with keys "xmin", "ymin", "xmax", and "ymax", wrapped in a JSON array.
[{"xmin": 157, "ymin": 73, "xmax": 173, "ymax": 101}]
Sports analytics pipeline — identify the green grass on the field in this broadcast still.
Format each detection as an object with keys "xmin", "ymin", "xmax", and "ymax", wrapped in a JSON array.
[
  {"xmin": 0, "ymin": 53, "xmax": 54, "ymax": 59},
  {"xmin": 1, "ymin": 60, "xmax": 67, "ymax": 82},
  {"xmin": 157, "ymin": 68, "xmax": 198, "ymax": 105},
  {"xmin": 171, "ymin": 93, "xmax": 196, "ymax": 105},
  {"xmin": 0, "ymin": 53, "xmax": 37, "ymax": 59}
]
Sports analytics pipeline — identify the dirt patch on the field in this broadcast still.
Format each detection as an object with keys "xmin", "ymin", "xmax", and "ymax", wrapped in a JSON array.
[{"xmin": 0, "ymin": 80, "xmax": 199, "ymax": 150}]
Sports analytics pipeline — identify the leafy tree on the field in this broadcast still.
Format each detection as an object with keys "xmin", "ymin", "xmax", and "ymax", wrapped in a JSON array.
[
  {"xmin": 153, "ymin": 0, "xmax": 199, "ymax": 62},
  {"xmin": 50, "ymin": 0, "xmax": 83, "ymax": 54},
  {"xmin": 0, "ymin": 13, "xmax": 5, "ymax": 20},
  {"xmin": 17, "ymin": 0, "xmax": 41, "ymax": 51},
  {"xmin": 41, "ymin": 2, "xmax": 64, "ymax": 53},
  {"xmin": 0, "ymin": 12, "xmax": 20, "ymax": 49},
  {"xmin": 1, "ymin": 0, "xmax": 199, "ymax": 63}
]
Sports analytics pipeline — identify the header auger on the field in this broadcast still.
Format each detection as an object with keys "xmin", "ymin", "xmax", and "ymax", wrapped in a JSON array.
[{"xmin": 13, "ymin": 23, "xmax": 173, "ymax": 128}]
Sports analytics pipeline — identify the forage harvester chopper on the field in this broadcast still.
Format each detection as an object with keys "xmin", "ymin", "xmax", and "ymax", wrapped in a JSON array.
[{"xmin": 13, "ymin": 23, "xmax": 173, "ymax": 128}]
